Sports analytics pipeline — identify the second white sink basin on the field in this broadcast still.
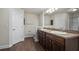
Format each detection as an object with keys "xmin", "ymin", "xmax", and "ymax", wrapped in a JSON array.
[{"xmin": 50, "ymin": 31, "xmax": 68, "ymax": 35}]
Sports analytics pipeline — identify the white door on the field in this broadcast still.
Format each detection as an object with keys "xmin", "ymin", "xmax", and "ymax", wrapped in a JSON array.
[{"xmin": 9, "ymin": 9, "xmax": 24, "ymax": 46}]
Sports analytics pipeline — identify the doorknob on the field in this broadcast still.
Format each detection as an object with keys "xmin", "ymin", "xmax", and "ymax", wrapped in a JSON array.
[{"xmin": 12, "ymin": 28, "xmax": 16, "ymax": 30}]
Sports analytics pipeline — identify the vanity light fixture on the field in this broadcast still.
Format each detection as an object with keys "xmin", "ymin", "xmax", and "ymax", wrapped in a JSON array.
[
  {"xmin": 46, "ymin": 8, "xmax": 58, "ymax": 14},
  {"xmin": 72, "ymin": 8, "xmax": 77, "ymax": 11},
  {"xmin": 68, "ymin": 8, "xmax": 78, "ymax": 12}
]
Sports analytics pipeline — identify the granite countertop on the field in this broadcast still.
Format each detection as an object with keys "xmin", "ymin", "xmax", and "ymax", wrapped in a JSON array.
[{"xmin": 39, "ymin": 28, "xmax": 79, "ymax": 39}]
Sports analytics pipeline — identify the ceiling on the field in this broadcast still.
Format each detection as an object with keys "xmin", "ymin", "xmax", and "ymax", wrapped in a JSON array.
[
  {"xmin": 24, "ymin": 8, "xmax": 79, "ymax": 15},
  {"xmin": 24, "ymin": 8, "xmax": 48, "ymax": 14},
  {"xmin": 45, "ymin": 8, "xmax": 79, "ymax": 15}
]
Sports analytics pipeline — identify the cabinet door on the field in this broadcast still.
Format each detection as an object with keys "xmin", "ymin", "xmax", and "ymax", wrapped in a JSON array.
[
  {"xmin": 53, "ymin": 41, "xmax": 64, "ymax": 51},
  {"xmin": 51, "ymin": 40, "xmax": 54, "ymax": 51},
  {"xmin": 48, "ymin": 39, "xmax": 52, "ymax": 51},
  {"xmin": 45, "ymin": 38, "xmax": 50, "ymax": 50},
  {"xmin": 37, "ymin": 30, "xmax": 41, "ymax": 43},
  {"xmin": 37, "ymin": 30, "xmax": 43, "ymax": 44},
  {"xmin": 42, "ymin": 32, "xmax": 46, "ymax": 48},
  {"xmin": 39, "ymin": 31, "xmax": 43, "ymax": 45},
  {"xmin": 37, "ymin": 30, "xmax": 40, "ymax": 40},
  {"xmin": 46, "ymin": 34, "xmax": 52, "ymax": 51}
]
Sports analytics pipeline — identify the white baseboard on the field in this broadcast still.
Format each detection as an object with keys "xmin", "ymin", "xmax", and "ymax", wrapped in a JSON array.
[
  {"xmin": 0, "ymin": 38, "xmax": 24, "ymax": 49},
  {"xmin": 0, "ymin": 44, "xmax": 9, "ymax": 49},
  {"xmin": 24, "ymin": 35, "xmax": 33, "ymax": 38},
  {"xmin": 9, "ymin": 38, "xmax": 24, "ymax": 47}
]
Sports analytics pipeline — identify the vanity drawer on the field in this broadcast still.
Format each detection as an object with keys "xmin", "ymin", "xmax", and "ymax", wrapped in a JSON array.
[{"xmin": 55, "ymin": 37, "xmax": 65, "ymax": 46}]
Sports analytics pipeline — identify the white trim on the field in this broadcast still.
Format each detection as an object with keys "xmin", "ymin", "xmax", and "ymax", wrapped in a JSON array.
[
  {"xmin": 24, "ymin": 35, "xmax": 33, "ymax": 38},
  {"xmin": 0, "ymin": 44, "xmax": 9, "ymax": 49},
  {"xmin": 0, "ymin": 38, "xmax": 24, "ymax": 49},
  {"xmin": 42, "ymin": 11, "xmax": 45, "ymax": 27},
  {"xmin": 9, "ymin": 38, "xmax": 24, "ymax": 47}
]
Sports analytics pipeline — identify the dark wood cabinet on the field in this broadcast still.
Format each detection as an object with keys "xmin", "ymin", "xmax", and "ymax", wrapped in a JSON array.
[
  {"xmin": 37, "ymin": 30, "xmax": 43, "ymax": 45},
  {"xmin": 37, "ymin": 29, "xmax": 79, "ymax": 51},
  {"xmin": 37, "ymin": 30, "xmax": 65, "ymax": 51},
  {"xmin": 53, "ymin": 41, "xmax": 64, "ymax": 51},
  {"xmin": 53, "ymin": 36, "xmax": 65, "ymax": 51},
  {"xmin": 37, "ymin": 30, "xmax": 46, "ymax": 49},
  {"xmin": 46, "ymin": 33, "xmax": 53, "ymax": 51},
  {"xmin": 46, "ymin": 36, "xmax": 52, "ymax": 50}
]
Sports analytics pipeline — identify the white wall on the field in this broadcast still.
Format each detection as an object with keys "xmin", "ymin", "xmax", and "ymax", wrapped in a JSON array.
[
  {"xmin": 24, "ymin": 13, "xmax": 39, "ymax": 37},
  {"xmin": 39, "ymin": 13, "xmax": 52, "ymax": 27},
  {"xmin": 39, "ymin": 13, "xmax": 43, "ymax": 26},
  {"xmin": 0, "ymin": 9, "xmax": 9, "ymax": 49}
]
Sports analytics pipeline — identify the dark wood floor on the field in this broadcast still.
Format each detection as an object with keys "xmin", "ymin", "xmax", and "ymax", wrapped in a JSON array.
[{"xmin": 0, "ymin": 37, "xmax": 44, "ymax": 51}]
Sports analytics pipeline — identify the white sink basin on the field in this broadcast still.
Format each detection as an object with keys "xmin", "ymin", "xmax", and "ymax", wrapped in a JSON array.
[
  {"xmin": 50, "ymin": 31, "xmax": 68, "ymax": 35},
  {"xmin": 40, "ymin": 29, "xmax": 68, "ymax": 35},
  {"xmin": 41, "ymin": 29, "xmax": 52, "ymax": 32}
]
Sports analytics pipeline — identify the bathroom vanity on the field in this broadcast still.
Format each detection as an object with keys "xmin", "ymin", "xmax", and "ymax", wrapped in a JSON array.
[{"xmin": 37, "ymin": 29, "xmax": 79, "ymax": 51}]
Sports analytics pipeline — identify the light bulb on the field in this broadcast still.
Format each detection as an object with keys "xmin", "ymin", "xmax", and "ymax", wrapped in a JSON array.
[{"xmin": 72, "ymin": 8, "xmax": 77, "ymax": 11}]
